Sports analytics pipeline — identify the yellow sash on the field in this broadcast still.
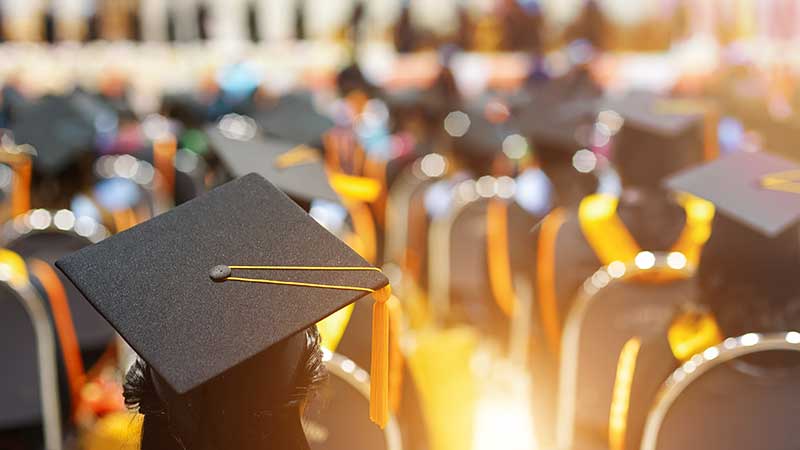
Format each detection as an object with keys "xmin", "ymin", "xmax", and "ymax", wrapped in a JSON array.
[
  {"xmin": 486, "ymin": 199, "xmax": 517, "ymax": 317},
  {"xmin": 608, "ymin": 313, "xmax": 721, "ymax": 450},
  {"xmin": 578, "ymin": 193, "xmax": 714, "ymax": 277},
  {"xmin": 536, "ymin": 208, "xmax": 568, "ymax": 357},
  {"xmin": 667, "ymin": 311, "xmax": 722, "ymax": 362}
]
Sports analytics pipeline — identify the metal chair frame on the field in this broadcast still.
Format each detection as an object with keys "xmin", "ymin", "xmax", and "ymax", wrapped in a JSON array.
[
  {"xmin": 1, "ymin": 208, "xmax": 110, "ymax": 246},
  {"xmin": 556, "ymin": 254, "xmax": 691, "ymax": 450},
  {"xmin": 323, "ymin": 351, "xmax": 404, "ymax": 450},
  {"xmin": 383, "ymin": 160, "xmax": 442, "ymax": 273},
  {"xmin": 3, "ymin": 269, "xmax": 64, "ymax": 450},
  {"xmin": 427, "ymin": 178, "xmax": 484, "ymax": 323},
  {"xmin": 640, "ymin": 332, "xmax": 800, "ymax": 450},
  {"xmin": 0, "ymin": 210, "xmax": 108, "ymax": 450}
]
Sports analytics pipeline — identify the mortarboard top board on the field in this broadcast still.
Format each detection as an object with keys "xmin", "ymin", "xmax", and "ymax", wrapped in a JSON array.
[
  {"xmin": 525, "ymin": 66, "xmax": 603, "ymax": 106},
  {"xmin": 55, "ymin": 173, "xmax": 393, "ymax": 426},
  {"xmin": 10, "ymin": 94, "xmax": 96, "ymax": 175},
  {"xmin": 516, "ymin": 96, "xmax": 597, "ymax": 153},
  {"xmin": 450, "ymin": 106, "xmax": 508, "ymax": 159},
  {"xmin": 205, "ymin": 117, "xmax": 340, "ymax": 203},
  {"xmin": 665, "ymin": 151, "xmax": 800, "ymax": 237},
  {"xmin": 604, "ymin": 91, "xmax": 704, "ymax": 138},
  {"xmin": 161, "ymin": 91, "xmax": 211, "ymax": 128},
  {"xmin": 252, "ymin": 92, "xmax": 335, "ymax": 148},
  {"xmin": 69, "ymin": 88, "xmax": 119, "ymax": 129}
]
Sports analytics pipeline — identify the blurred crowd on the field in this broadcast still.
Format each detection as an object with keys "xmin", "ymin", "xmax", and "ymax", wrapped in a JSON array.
[{"xmin": 1, "ymin": 1, "xmax": 800, "ymax": 450}]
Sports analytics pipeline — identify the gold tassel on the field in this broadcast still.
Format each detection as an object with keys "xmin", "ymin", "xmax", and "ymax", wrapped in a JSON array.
[
  {"xmin": 370, "ymin": 284, "xmax": 392, "ymax": 428},
  {"xmin": 387, "ymin": 297, "xmax": 404, "ymax": 414}
]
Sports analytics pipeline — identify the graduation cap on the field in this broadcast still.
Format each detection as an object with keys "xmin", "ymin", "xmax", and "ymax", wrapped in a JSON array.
[
  {"xmin": 251, "ymin": 92, "xmax": 335, "ymax": 148},
  {"xmin": 205, "ymin": 116, "xmax": 340, "ymax": 203},
  {"xmin": 666, "ymin": 151, "xmax": 800, "ymax": 237},
  {"xmin": 384, "ymin": 66, "xmax": 461, "ymax": 122},
  {"xmin": 450, "ymin": 108, "xmax": 507, "ymax": 158},
  {"xmin": 55, "ymin": 174, "xmax": 392, "ymax": 427},
  {"xmin": 10, "ymin": 94, "xmax": 96, "ymax": 175},
  {"xmin": 616, "ymin": 94, "xmax": 703, "ymax": 134},
  {"xmin": 602, "ymin": 92, "xmax": 707, "ymax": 185},
  {"xmin": 524, "ymin": 66, "xmax": 603, "ymax": 107},
  {"xmin": 607, "ymin": 92, "xmax": 705, "ymax": 153},
  {"xmin": 161, "ymin": 91, "xmax": 212, "ymax": 128},
  {"xmin": 516, "ymin": 96, "xmax": 597, "ymax": 155}
]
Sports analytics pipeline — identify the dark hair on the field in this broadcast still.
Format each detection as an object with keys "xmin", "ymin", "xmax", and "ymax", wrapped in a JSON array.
[
  {"xmin": 336, "ymin": 64, "xmax": 376, "ymax": 98},
  {"xmin": 698, "ymin": 215, "xmax": 800, "ymax": 337},
  {"xmin": 124, "ymin": 327, "xmax": 326, "ymax": 450}
]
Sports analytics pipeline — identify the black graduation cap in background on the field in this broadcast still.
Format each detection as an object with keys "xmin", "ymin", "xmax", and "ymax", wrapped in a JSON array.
[
  {"xmin": 612, "ymin": 92, "xmax": 703, "ymax": 135},
  {"xmin": 666, "ymin": 151, "xmax": 800, "ymax": 237},
  {"xmin": 69, "ymin": 88, "xmax": 119, "ymax": 128},
  {"xmin": 606, "ymin": 92, "xmax": 705, "ymax": 156},
  {"xmin": 56, "ymin": 174, "xmax": 392, "ymax": 425},
  {"xmin": 252, "ymin": 92, "xmax": 335, "ymax": 149},
  {"xmin": 516, "ymin": 96, "xmax": 597, "ymax": 155},
  {"xmin": 205, "ymin": 116, "xmax": 340, "ymax": 203},
  {"xmin": 161, "ymin": 90, "xmax": 211, "ymax": 128},
  {"xmin": 10, "ymin": 94, "xmax": 96, "ymax": 175},
  {"xmin": 450, "ymin": 107, "xmax": 508, "ymax": 158},
  {"xmin": 383, "ymin": 66, "xmax": 462, "ymax": 122},
  {"xmin": 522, "ymin": 65, "xmax": 603, "ymax": 108}
]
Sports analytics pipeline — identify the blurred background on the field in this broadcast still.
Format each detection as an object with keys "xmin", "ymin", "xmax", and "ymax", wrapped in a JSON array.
[{"xmin": 1, "ymin": 1, "xmax": 800, "ymax": 450}]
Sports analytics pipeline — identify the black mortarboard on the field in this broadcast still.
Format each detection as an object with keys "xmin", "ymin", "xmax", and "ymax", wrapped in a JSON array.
[
  {"xmin": 609, "ymin": 92, "xmax": 704, "ymax": 138},
  {"xmin": 516, "ymin": 96, "xmax": 597, "ymax": 154},
  {"xmin": 666, "ymin": 151, "xmax": 800, "ymax": 236},
  {"xmin": 252, "ymin": 93, "xmax": 335, "ymax": 148},
  {"xmin": 160, "ymin": 91, "xmax": 211, "ymax": 128},
  {"xmin": 516, "ymin": 66, "xmax": 604, "ymax": 154},
  {"xmin": 205, "ymin": 118, "xmax": 340, "ymax": 203},
  {"xmin": 10, "ymin": 94, "xmax": 96, "ymax": 175},
  {"xmin": 523, "ymin": 66, "xmax": 603, "ymax": 107},
  {"xmin": 607, "ymin": 92, "xmax": 706, "ymax": 185},
  {"xmin": 55, "ymin": 174, "xmax": 392, "ymax": 425},
  {"xmin": 450, "ymin": 108, "xmax": 507, "ymax": 158}
]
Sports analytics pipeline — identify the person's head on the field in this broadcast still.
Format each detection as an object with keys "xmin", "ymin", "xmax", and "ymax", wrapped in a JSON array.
[
  {"xmin": 124, "ymin": 327, "xmax": 326, "ymax": 450},
  {"xmin": 336, "ymin": 64, "xmax": 376, "ymax": 99},
  {"xmin": 698, "ymin": 215, "xmax": 800, "ymax": 338}
]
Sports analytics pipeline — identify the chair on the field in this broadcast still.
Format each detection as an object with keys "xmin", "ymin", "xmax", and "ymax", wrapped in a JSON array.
[
  {"xmin": 384, "ymin": 156, "xmax": 446, "ymax": 275},
  {"xmin": 427, "ymin": 178, "xmax": 483, "ymax": 324},
  {"xmin": 304, "ymin": 351, "xmax": 403, "ymax": 450},
  {"xmin": 641, "ymin": 332, "xmax": 800, "ymax": 450},
  {"xmin": 3, "ymin": 210, "xmax": 114, "ymax": 356},
  {"xmin": 425, "ymin": 176, "xmax": 541, "ymax": 450},
  {"xmin": 557, "ymin": 253, "xmax": 694, "ymax": 450},
  {"xmin": 0, "ymin": 250, "xmax": 63, "ymax": 450}
]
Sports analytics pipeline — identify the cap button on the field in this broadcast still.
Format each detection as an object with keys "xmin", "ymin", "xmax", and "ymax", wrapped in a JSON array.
[{"xmin": 209, "ymin": 265, "xmax": 231, "ymax": 282}]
